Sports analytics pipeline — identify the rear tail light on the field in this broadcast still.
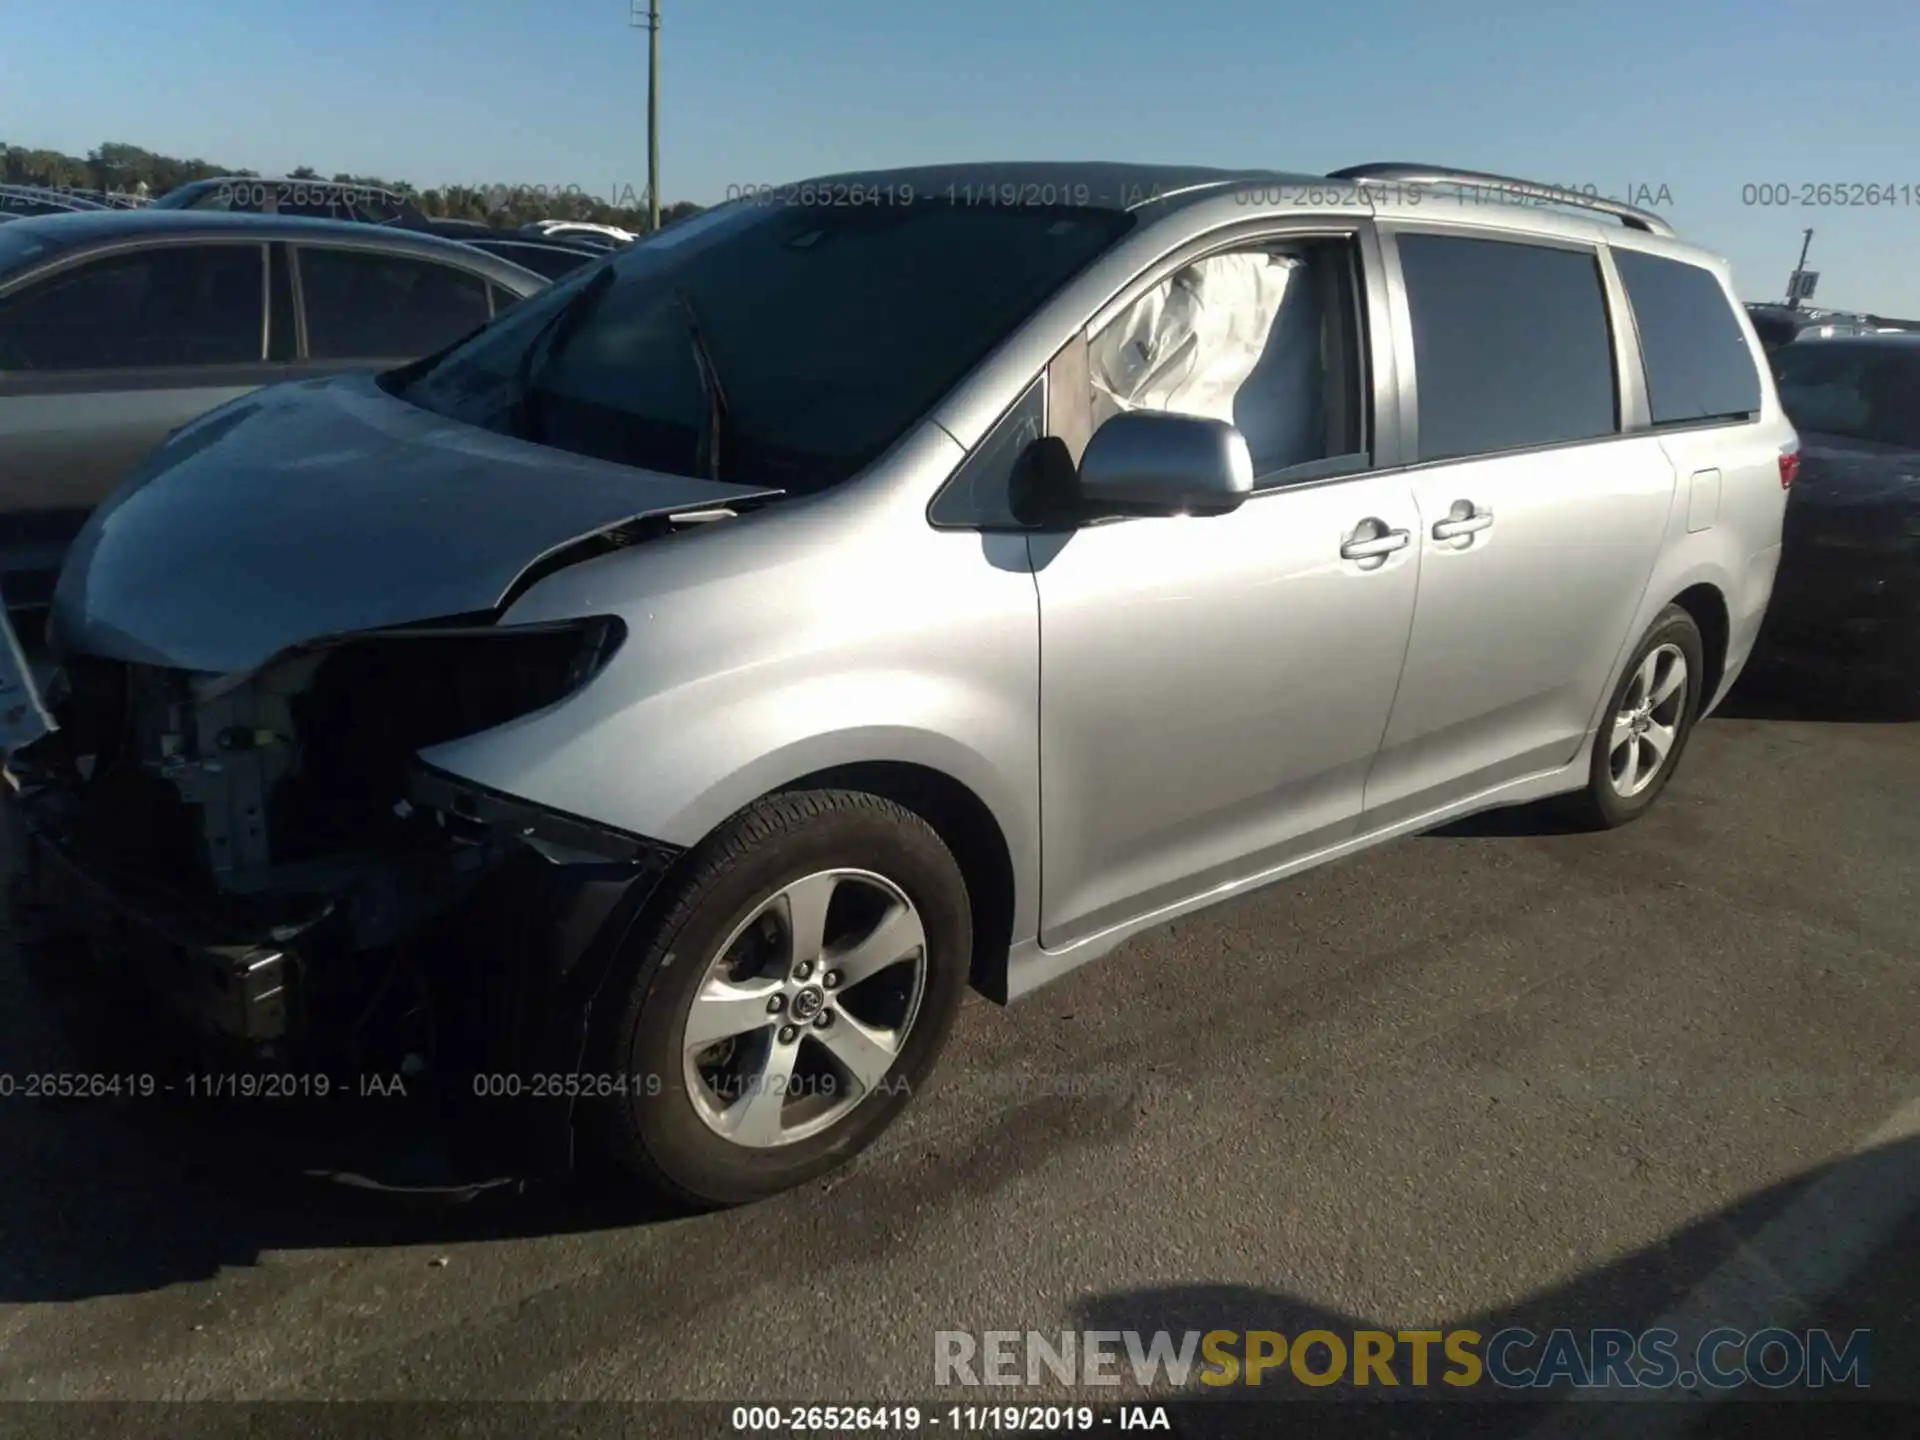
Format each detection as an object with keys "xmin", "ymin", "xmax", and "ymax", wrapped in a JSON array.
[{"xmin": 1778, "ymin": 446, "xmax": 1800, "ymax": 489}]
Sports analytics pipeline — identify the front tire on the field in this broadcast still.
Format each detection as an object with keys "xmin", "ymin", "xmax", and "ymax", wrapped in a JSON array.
[
  {"xmin": 581, "ymin": 789, "xmax": 972, "ymax": 1208},
  {"xmin": 1565, "ymin": 604, "xmax": 1706, "ymax": 830}
]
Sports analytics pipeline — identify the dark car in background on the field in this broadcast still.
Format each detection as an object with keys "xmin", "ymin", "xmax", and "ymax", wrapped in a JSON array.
[
  {"xmin": 418, "ymin": 216, "xmax": 503, "ymax": 240},
  {"xmin": 1746, "ymin": 302, "xmax": 1876, "ymax": 351},
  {"xmin": 462, "ymin": 236, "xmax": 601, "ymax": 279},
  {"xmin": 153, "ymin": 175, "xmax": 427, "ymax": 228},
  {"xmin": 1, "ymin": 185, "xmax": 111, "ymax": 220},
  {"xmin": 1753, "ymin": 334, "xmax": 1920, "ymax": 707},
  {"xmin": 151, "ymin": 179, "xmax": 639, "ymax": 252},
  {"xmin": 0, "ymin": 210, "xmax": 548, "ymax": 608}
]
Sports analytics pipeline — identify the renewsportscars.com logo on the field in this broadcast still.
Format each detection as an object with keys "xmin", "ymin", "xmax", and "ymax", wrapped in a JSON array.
[{"xmin": 934, "ymin": 1327, "xmax": 1872, "ymax": 1391}]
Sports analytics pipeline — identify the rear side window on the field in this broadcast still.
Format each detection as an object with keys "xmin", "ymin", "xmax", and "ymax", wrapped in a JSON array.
[
  {"xmin": 0, "ymin": 243, "xmax": 264, "ymax": 371},
  {"xmin": 296, "ymin": 248, "xmax": 492, "ymax": 360},
  {"xmin": 1397, "ymin": 232, "xmax": 1617, "ymax": 463},
  {"xmin": 1614, "ymin": 250, "xmax": 1762, "ymax": 426}
]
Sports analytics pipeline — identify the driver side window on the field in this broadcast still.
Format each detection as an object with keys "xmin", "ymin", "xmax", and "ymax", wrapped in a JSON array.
[{"xmin": 1085, "ymin": 237, "xmax": 1369, "ymax": 487}]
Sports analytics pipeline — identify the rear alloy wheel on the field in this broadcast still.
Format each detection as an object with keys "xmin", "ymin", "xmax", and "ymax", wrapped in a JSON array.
[
  {"xmin": 1566, "ymin": 604, "xmax": 1706, "ymax": 829},
  {"xmin": 583, "ymin": 790, "xmax": 971, "ymax": 1207},
  {"xmin": 1607, "ymin": 642, "xmax": 1689, "ymax": 800}
]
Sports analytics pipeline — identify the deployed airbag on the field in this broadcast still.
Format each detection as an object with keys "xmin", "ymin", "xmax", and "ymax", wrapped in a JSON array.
[{"xmin": 1089, "ymin": 252, "xmax": 1323, "ymax": 476}]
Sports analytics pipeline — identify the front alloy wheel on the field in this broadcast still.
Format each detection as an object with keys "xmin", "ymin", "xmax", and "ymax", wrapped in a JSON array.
[
  {"xmin": 684, "ymin": 869, "xmax": 929, "ymax": 1147},
  {"xmin": 583, "ymin": 790, "xmax": 971, "ymax": 1207}
]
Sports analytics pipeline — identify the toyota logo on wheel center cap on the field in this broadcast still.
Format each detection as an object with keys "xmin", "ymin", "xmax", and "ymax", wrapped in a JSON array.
[{"xmin": 790, "ymin": 986, "xmax": 825, "ymax": 1022}]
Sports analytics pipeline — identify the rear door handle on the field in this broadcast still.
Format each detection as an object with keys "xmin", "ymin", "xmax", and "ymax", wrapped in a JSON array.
[
  {"xmin": 1432, "ymin": 504, "xmax": 1494, "ymax": 541},
  {"xmin": 1340, "ymin": 524, "xmax": 1411, "ymax": 560}
]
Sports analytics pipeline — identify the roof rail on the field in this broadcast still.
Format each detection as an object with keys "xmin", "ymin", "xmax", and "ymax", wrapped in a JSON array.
[{"xmin": 1327, "ymin": 163, "xmax": 1676, "ymax": 238}]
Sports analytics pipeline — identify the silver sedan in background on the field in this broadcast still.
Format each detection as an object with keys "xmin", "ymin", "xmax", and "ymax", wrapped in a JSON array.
[{"xmin": 0, "ymin": 209, "xmax": 549, "ymax": 607}]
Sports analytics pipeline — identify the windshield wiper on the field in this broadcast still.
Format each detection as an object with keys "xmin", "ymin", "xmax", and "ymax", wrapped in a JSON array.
[
  {"xmin": 510, "ymin": 262, "xmax": 619, "ymax": 441},
  {"xmin": 674, "ymin": 287, "xmax": 731, "ymax": 482}
]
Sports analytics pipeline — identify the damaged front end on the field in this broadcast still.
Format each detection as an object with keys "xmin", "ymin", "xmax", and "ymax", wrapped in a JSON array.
[
  {"xmin": 6, "ymin": 615, "xmax": 680, "ymax": 1182},
  {"xmin": 1, "ymin": 371, "xmax": 793, "ymax": 1182}
]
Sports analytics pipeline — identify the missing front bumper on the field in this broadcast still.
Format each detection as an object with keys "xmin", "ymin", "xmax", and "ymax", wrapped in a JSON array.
[{"xmin": 6, "ymin": 763, "xmax": 684, "ymax": 1179}]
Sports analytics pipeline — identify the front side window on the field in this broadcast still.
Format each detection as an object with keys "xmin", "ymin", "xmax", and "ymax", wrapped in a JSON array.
[
  {"xmin": 391, "ymin": 198, "xmax": 1135, "ymax": 494},
  {"xmin": 0, "ymin": 243, "xmax": 263, "ymax": 372},
  {"xmin": 1397, "ymin": 232, "xmax": 1618, "ymax": 463},
  {"xmin": 297, "ymin": 248, "xmax": 492, "ymax": 361},
  {"xmin": 1614, "ymin": 249, "xmax": 1763, "ymax": 427},
  {"xmin": 1083, "ymin": 238, "xmax": 1368, "ymax": 484},
  {"xmin": 1772, "ymin": 344, "xmax": 1920, "ymax": 448}
]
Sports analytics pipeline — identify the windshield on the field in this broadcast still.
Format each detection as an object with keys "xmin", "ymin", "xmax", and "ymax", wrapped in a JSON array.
[
  {"xmin": 1773, "ymin": 344, "xmax": 1920, "ymax": 449},
  {"xmin": 389, "ymin": 197, "xmax": 1135, "ymax": 492}
]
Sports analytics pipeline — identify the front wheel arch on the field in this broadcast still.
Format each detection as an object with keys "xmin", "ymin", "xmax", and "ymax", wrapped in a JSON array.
[{"xmin": 730, "ymin": 761, "xmax": 1017, "ymax": 1004}]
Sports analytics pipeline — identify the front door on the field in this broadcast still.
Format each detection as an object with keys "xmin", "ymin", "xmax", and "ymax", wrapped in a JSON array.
[{"xmin": 1033, "ymin": 228, "xmax": 1422, "ymax": 949}]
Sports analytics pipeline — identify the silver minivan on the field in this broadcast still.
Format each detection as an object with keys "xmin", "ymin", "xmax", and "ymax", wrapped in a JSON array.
[{"xmin": 3, "ymin": 162, "xmax": 1794, "ymax": 1205}]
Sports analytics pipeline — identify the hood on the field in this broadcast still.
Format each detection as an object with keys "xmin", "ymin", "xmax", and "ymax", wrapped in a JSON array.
[
  {"xmin": 51, "ymin": 373, "xmax": 778, "ymax": 675},
  {"xmin": 1791, "ymin": 431, "xmax": 1920, "ymax": 511}
]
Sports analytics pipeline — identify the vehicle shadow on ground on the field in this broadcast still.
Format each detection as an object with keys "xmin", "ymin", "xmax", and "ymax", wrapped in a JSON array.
[
  {"xmin": 1068, "ymin": 1135, "xmax": 1920, "ymax": 1434},
  {"xmin": 1, "ymin": 907, "xmax": 1150, "ymax": 1302},
  {"xmin": 1715, "ymin": 661, "xmax": 1917, "ymax": 724},
  {"xmin": 1421, "ymin": 666, "xmax": 1915, "ymax": 843},
  {"xmin": 0, "ymin": 1083, "xmax": 682, "ymax": 1303},
  {"xmin": 0, "ymin": 887, "xmax": 694, "ymax": 1301}
]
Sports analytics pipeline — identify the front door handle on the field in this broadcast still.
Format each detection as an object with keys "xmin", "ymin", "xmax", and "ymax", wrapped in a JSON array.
[
  {"xmin": 1432, "ymin": 501, "xmax": 1494, "ymax": 541},
  {"xmin": 1340, "ymin": 521, "xmax": 1412, "ymax": 561}
]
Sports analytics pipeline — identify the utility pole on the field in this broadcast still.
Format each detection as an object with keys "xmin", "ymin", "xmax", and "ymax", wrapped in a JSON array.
[
  {"xmin": 631, "ymin": 0, "xmax": 661, "ymax": 232},
  {"xmin": 1785, "ymin": 227, "xmax": 1814, "ymax": 308}
]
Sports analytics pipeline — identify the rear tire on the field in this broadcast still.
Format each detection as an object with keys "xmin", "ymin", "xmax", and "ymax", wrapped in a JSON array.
[
  {"xmin": 580, "ymin": 789, "xmax": 971, "ymax": 1208},
  {"xmin": 1564, "ymin": 605, "xmax": 1706, "ymax": 830}
]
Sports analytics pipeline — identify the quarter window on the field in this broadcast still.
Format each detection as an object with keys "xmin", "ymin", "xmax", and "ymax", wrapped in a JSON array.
[
  {"xmin": 296, "ymin": 248, "xmax": 492, "ymax": 361},
  {"xmin": 1397, "ymin": 232, "xmax": 1618, "ymax": 462},
  {"xmin": 1614, "ymin": 250, "xmax": 1763, "ymax": 426},
  {"xmin": 930, "ymin": 378, "xmax": 1046, "ymax": 527},
  {"xmin": 0, "ymin": 243, "xmax": 264, "ymax": 371}
]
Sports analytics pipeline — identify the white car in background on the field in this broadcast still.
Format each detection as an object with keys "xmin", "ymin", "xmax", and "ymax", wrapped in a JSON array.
[{"xmin": 522, "ymin": 220, "xmax": 635, "ymax": 248}]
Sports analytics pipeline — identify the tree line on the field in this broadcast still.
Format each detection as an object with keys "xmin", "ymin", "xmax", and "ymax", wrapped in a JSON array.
[{"xmin": 1, "ymin": 141, "xmax": 704, "ymax": 232}]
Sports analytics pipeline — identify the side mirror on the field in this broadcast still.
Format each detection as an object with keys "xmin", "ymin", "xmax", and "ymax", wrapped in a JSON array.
[{"xmin": 1076, "ymin": 411, "xmax": 1254, "ymax": 518}]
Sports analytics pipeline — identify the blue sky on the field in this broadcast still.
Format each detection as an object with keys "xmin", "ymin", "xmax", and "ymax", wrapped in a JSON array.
[{"xmin": 7, "ymin": 0, "xmax": 1918, "ymax": 311}]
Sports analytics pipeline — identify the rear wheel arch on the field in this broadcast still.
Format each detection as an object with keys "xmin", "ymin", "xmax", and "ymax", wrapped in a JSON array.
[{"xmin": 1670, "ymin": 582, "xmax": 1730, "ymax": 709}]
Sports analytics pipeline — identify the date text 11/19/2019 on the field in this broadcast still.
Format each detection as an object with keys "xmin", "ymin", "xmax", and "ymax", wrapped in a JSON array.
[
  {"xmin": 724, "ymin": 182, "xmax": 1101, "ymax": 209},
  {"xmin": 0, "ymin": 1071, "xmax": 412, "ymax": 1101},
  {"xmin": 727, "ymin": 1404, "xmax": 1172, "ymax": 1432}
]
